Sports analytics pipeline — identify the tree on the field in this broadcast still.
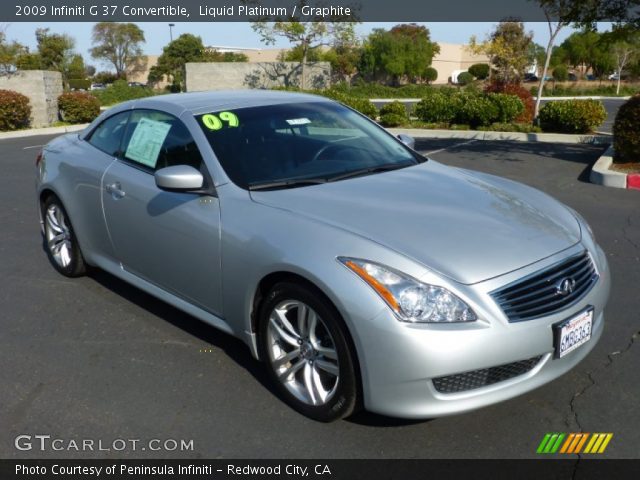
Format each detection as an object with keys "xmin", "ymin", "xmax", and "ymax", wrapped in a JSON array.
[
  {"xmin": 251, "ymin": 0, "xmax": 357, "ymax": 89},
  {"xmin": 35, "ymin": 28, "xmax": 75, "ymax": 73},
  {"xmin": 90, "ymin": 23, "xmax": 145, "ymax": 79},
  {"xmin": 560, "ymin": 29, "xmax": 614, "ymax": 79},
  {"xmin": 468, "ymin": 20, "xmax": 533, "ymax": 84},
  {"xmin": 66, "ymin": 54, "xmax": 86, "ymax": 80},
  {"xmin": 0, "ymin": 28, "xmax": 26, "ymax": 73},
  {"xmin": 360, "ymin": 24, "xmax": 440, "ymax": 85},
  {"xmin": 530, "ymin": 0, "xmax": 636, "ymax": 120},
  {"xmin": 149, "ymin": 33, "xmax": 246, "ymax": 91},
  {"xmin": 469, "ymin": 63, "xmax": 490, "ymax": 80}
]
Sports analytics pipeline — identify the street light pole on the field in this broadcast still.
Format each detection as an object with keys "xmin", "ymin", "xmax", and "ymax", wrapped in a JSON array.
[{"xmin": 169, "ymin": 23, "xmax": 175, "ymax": 42}]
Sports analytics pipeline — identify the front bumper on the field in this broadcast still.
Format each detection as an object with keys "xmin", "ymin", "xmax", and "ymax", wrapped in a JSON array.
[{"xmin": 356, "ymin": 245, "xmax": 611, "ymax": 419}]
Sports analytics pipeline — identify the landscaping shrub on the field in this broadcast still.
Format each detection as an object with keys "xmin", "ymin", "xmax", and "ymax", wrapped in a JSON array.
[
  {"xmin": 424, "ymin": 67, "xmax": 438, "ymax": 84},
  {"xmin": 553, "ymin": 65, "xmax": 569, "ymax": 82},
  {"xmin": 68, "ymin": 79, "xmax": 91, "ymax": 91},
  {"xmin": 91, "ymin": 79, "xmax": 156, "ymax": 106},
  {"xmin": 538, "ymin": 99, "xmax": 607, "ymax": 133},
  {"xmin": 488, "ymin": 93, "xmax": 524, "ymax": 123},
  {"xmin": 0, "ymin": 89, "xmax": 31, "ymax": 131},
  {"xmin": 457, "ymin": 72, "xmax": 475, "ymax": 86},
  {"xmin": 469, "ymin": 63, "xmax": 490, "ymax": 80},
  {"xmin": 379, "ymin": 113, "xmax": 407, "ymax": 127},
  {"xmin": 58, "ymin": 91, "xmax": 101, "ymax": 123},
  {"xmin": 414, "ymin": 90, "xmax": 460, "ymax": 123},
  {"xmin": 613, "ymin": 94, "xmax": 640, "ymax": 164},
  {"xmin": 320, "ymin": 89, "xmax": 378, "ymax": 119},
  {"xmin": 456, "ymin": 91, "xmax": 498, "ymax": 127},
  {"xmin": 484, "ymin": 81, "xmax": 535, "ymax": 123},
  {"xmin": 379, "ymin": 100, "xmax": 410, "ymax": 118}
]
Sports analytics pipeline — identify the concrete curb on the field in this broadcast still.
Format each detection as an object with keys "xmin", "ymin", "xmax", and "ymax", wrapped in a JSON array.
[
  {"xmin": 589, "ymin": 146, "xmax": 627, "ymax": 188},
  {"xmin": 0, "ymin": 124, "xmax": 88, "ymax": 140},
  {"xmin": 589, "ymin": 146, "xmax": 640, "ymax": 190},
  {"xmin": 387, "ymin": 128, "xmax": 612, "ymax": 145}
]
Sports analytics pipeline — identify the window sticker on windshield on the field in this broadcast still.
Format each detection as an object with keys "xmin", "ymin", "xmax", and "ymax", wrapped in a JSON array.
[
  {"xmin": 125, "ymin": 117, "xmax": 171, "ymax": 168},
  {"xmin": 202, "ymin": 111, "xmax": 239, "ymax": 130},
  {"xmin": 286, "ymin": 118, "xmax": 311, "ymax": 125}
]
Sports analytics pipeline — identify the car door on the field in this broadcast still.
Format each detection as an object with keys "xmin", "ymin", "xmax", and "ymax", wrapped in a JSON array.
[{"xmin": 101, "ymin": 108, "xmax": 222, "ymax": 316}]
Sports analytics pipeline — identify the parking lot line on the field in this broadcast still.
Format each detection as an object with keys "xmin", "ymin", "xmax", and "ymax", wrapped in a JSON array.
[{"xmin": 424, "ymin": 139, "xmax": 478, "ymax": 156}]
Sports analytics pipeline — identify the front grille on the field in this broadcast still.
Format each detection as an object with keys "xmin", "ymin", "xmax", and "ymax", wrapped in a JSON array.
[
  {"xmin": 432, "ymin": 356, "xmax": 542, "ymax": 393},
  {"xmin": 491, "ymin": 251, "xmax": 598, "ymax": 322}
]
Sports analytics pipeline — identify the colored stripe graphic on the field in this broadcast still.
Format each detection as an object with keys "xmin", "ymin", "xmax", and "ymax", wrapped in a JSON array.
[{"xmin": 538, "ymin": 433, "xmax": 612, "ymax": 454}]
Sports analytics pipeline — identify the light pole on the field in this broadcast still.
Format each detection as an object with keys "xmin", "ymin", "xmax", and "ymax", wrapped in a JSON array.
[{"xmin": 168, "ymin": 23, "xmax": 175, "ymax": 42}]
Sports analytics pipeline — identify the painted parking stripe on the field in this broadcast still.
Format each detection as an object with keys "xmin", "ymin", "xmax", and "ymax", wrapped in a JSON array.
[{"xmin": 423, "ymin": 139, "xmax": 478, "ymax": 156}]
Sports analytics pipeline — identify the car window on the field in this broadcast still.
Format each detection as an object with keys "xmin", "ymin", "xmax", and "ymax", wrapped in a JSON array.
[
  {"xmin": 195, "ymin": 102, "xmax": 420, "ymax": 189},
  {"xmin": 87, "ymin": 111, "xmax": 130, "ymax": 156},
  {"xmin": 120, "ymin": 109, "xmax": 204, "ymax": 172}
]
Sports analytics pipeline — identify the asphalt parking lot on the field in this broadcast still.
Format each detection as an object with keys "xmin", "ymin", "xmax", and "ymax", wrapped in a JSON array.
[{"xmin": 1, "ymin": 134, "xmax": 639, "ymax": 459}]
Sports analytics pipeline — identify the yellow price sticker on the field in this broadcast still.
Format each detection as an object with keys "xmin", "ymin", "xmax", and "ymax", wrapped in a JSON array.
[{"xmin": 202, "ymin": 112, "xmax": 239, "ymax": 130}]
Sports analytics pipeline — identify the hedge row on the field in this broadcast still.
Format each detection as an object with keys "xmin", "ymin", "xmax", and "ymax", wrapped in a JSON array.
[
  {"xmin": 414, "ymin": 90, "xmax": 525, "ymax": 127},
  {"xmin": 58, "ymin": 91, "xmax": 101, "ymax": 124},
  {"xmin": 538, "ymin": 99, "xmax": 606, "ymax": 134}
]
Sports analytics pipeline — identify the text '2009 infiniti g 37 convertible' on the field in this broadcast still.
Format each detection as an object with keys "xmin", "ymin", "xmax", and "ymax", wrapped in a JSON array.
[{"xmin": 36, "ymin": 90, "xmax": 610, "ymax": 421}]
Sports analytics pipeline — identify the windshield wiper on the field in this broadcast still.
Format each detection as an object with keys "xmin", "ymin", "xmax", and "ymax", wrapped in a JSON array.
[
  {"xmin": 327, "ymin": 162, "xmax": 415, "ymax": 182},
  {"xmin": 248, "ymin": 177, "xmax": 328, "ymax": 191}
]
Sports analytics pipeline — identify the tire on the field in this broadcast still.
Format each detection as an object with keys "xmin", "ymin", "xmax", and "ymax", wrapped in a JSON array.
[
  {"xmin": 258, "ymin": 281, "xmax": 359, "ymax": 422},
  {"xmin": 42, "ymin": 195, "xmax": 86, "ymax": 277}
]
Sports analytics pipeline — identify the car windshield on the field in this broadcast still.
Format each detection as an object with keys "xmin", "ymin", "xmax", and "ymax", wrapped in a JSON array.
[{"xmin": 195, "ymin": 101, "xmax": 423, "ymax": 190}]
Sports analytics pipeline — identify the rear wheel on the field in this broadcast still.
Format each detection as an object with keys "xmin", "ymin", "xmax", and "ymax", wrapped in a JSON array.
[
  {"xmin": 258, "ymin": 282, "xmax": 359, "ymax": 422},
  {"xmin": 42, "ymin": 196, "xmax": 86, "ymax": 277}
]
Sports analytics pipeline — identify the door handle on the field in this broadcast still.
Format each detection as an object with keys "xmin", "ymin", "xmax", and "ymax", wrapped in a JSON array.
[{"xmin": 105, "ymin": 182, "xmax": 126, "ymax": 199}]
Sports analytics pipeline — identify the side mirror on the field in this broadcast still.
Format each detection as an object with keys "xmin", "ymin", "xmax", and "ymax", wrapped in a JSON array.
[
  {"xmin": 397, "ymin": 134, "xmax": 415, "ymax": 150},
  {"xmin": 155, "ymin": 165, "xmax": 204, "ymax": 192}
]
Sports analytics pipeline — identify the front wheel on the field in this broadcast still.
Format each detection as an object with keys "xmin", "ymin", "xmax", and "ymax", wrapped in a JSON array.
[
  {"xmin": 258, "ymin": 282, "xmax": 359, "ymax": 422},
  {"xmin": 42, "ymin": 196, "xmax": 86, "ymax": 277}
]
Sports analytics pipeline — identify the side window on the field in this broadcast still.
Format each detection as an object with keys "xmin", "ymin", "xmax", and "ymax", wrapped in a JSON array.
[
  {"xmin": 121, "ymin": 110, "xmax": 204, "ymax": 171},
  {"xmin": 87, "ymin": 111, "xmax": 130, "ymax": 156}
]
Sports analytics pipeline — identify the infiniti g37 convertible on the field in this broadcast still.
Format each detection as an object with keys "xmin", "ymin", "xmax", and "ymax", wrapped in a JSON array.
[{"xmin": 36, "ymin": 91, "xmax": 610, "ymax": 421}]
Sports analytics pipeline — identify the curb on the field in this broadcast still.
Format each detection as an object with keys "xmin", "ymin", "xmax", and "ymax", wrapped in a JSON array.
[
  {"xmin": 590, "ymin": 145, "xmax": 640, "ymax": 190},
  {"xmin": 387, "ymin": 128, "xmax": 611, "ymax": 145},
  {"xmin": 0, "ymin": 124, "xmax": 88, "ymax": 140},
  {"xmin": 372, "ymin": 96, "xmax": 630, "ymax": 103}
]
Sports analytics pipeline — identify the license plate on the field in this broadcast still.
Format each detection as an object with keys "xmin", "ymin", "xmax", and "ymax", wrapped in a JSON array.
[{"xmin": 554, "ymin": 308, "xmax": 593, "ymax": 359}]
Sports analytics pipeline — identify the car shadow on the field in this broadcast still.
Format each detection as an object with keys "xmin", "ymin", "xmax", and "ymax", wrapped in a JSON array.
[
  {"xmin": 347, "ymin": 410, "xmax": 433, "ymax": 427},
  {"xmin": 87, "ymin": 268, "xmax": 278, "ymax": 399}
]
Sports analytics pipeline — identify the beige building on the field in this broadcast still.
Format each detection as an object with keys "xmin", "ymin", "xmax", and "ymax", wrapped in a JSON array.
[{"xmin": 128, "ymin": 43, "xmax": 488, "ymax": 88}]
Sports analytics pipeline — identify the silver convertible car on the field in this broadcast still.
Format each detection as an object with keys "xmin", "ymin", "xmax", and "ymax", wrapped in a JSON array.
[{"xmin": 36, "ymin": 91, "xmax": 610, "ymax": 421}]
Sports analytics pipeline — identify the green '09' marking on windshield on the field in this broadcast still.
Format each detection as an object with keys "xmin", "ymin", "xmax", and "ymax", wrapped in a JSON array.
[{"xmin": 202, "ymin": 112, "xmax": 239, "ymax": 130}]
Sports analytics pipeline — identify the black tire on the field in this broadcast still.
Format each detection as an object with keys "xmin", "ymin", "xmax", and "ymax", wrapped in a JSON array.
[
  {"xmin": 42, "ymin": 195, "xmax": 86, "ymax": 277},
  {"xmin": 258, "ymin": 282, "xmax": 359, "ymax": 422}
]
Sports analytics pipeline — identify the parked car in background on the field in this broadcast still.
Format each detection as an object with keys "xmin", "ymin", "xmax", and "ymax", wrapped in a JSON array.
[
  {"xmin": 35, "ymin": 90, "xmax": 611, "ymax": 422},
  {"xmin": 128, "ymin": 82, "xmax": 146, "ymax": 87},
  {"xmin": 524, "ymin": 73, "xmax": 538, "ymax": 82},
  {"xmin": 89, "ymin": 83, "xmax": 106, "ymax": 91}
]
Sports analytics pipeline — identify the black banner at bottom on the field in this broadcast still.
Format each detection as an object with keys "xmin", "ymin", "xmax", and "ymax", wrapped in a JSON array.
[{"xmin": 2, "ymin": 459, "xmax": 640, "ymax": 480}]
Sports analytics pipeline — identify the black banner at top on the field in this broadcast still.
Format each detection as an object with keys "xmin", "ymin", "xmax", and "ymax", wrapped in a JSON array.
[{"xmin": 5, "ymin": 0, "xmax": 640, "ymax": 22}]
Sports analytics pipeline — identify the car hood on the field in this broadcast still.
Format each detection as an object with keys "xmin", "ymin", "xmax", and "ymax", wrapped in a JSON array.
[{"xmin": 250, "ymin": 161, "xmax": 580, "ymax": 284}]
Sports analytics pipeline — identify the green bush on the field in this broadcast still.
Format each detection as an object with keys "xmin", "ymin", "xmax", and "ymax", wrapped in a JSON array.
[
  {"xmin": 379, "ymin": 113, "xmax": 407, "ymax": 127},
  {"xmin": 415, "ymin": 90, "xmax": 460, "ymax": 123},
  {"xmin": 424, "ymin": 67, "xmax": 438, "ymax": 84},
  {"xmin": 91, "ymin": 79, "xmax": 156, "ymax": 106},
  {"xmin": 538, "ymin": 99, "xmax": 607, "ymax": 133},
  {"xmin": 552, "ymin": 65, "xmax": 569, "ymax": 82},
  {"xmin": 469, "ymin": 63, "xmax": 490, "ymax": 80},
  {"xmin": 379, "ymin": 100, "xmax": 409, "ymax": 118},
  {"xmin": 456, "ymin": 92, "xmax": 498, "ymax": 127},
  {"xmin": 58, "ymin": 91, "xmax": 100, "ymax": 124},
  {"xmin": 485, "ymin": 81, "xmax": 535, "ymax": 122},
  {"xmin": 68, "ymin": 79, "xmax": 91, "ymax": 91},
  {"xmin": 320, "ymin": 89, "xmax": 378, "ymax": 119},
  {"xmin": 0, "ymin": 89, "xmax": 31, "ymax": 131},
  {"xmin": 488, "ymin": 93, "xmax": 524, "ymax": 123},
  {"xmin": 457, "ymin": 72, "xmax": 475, "ymax": 86},
  {"xmin": 613, "ymin": 94, "xmax": 640, "ymax": 164}
]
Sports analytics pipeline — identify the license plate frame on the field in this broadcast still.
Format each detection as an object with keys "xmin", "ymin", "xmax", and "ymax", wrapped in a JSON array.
[{"xmin": 553, "ymin": 307, "xmax": 594, "ymax": 359}]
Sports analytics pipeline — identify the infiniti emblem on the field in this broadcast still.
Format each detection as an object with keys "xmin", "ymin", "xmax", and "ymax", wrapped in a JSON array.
[{"xmin": 556, "ymin": 277, "xmax": 577, "ymax": 296}]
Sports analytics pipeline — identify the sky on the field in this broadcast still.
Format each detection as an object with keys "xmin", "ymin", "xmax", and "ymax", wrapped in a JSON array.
[{"xmin": 2, "ymin": 21, "xmax": 607, "ymax": 70}]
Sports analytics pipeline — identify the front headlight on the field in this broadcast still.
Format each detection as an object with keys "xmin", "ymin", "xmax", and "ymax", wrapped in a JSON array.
[{"xmin": 338, "ymin": 257, "xmax": 477, "ymax": 323}]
